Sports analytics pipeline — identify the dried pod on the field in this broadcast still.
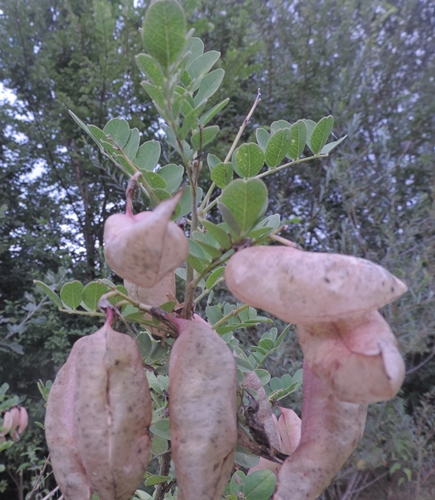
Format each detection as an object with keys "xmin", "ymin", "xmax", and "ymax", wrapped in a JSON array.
[
  {"xmin": 169, "ymin": 319, "xmax": 237, "ymax": 500},
  {"xmin": 225, "ymin": 246, "xmax": 407, "ymax": 323},
  {"xmin": 104, "ymin": 191, "xmax": 188, "ymax": 287},
  {"xmin": 45, "ymin": 338, "xmax": 93, "ymax": 500},
  {"xmin": 74, "ymin": 316, "xmax": 152, "ymax": 500},
  {"xmin": 297, "ymin": 310, "xmax": 405, "ymax": 403},
  {"xmin": 242, "ymin": 371, "xmax": 281, "ymax": 452},
  {"xmin": 274, "ymin": 363, "xmax": 367, "ymax": 500}
]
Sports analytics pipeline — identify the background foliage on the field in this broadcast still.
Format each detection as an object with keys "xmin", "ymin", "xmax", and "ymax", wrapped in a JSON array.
[{"xmin": 0, "ymin": 0, "xmax": 434, "ymax": 498}]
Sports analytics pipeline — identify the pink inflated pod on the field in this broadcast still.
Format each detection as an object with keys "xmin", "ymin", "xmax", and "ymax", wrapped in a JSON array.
[
  {"xmin": 248, "ymin": 406, "xmax": 302, "ymax": 477},
  {"xmin": 277, "ymin": 407, "xmax": 301, "ymax": 456},
  {"xmin": 225, "ymin": 246, "xmax": 407, "ymax": 324},
  {"xmin": 273, "ymin": 363, "xmax": 367, "ymax": 500},
  {"xmin": 169, "ymin": 318, "xmax": 237, "ymax": 500},
  {"xmin": 104, "ymin": 190, "xmax": 188, "ymax": 287},
  {"xmin": 297, "ymin": 310, "xmax": 406, "ymax": 403},
  {"xmin": 45, "ymin": 337, "xmax": 93, "ymax": 500},
  {"xmin": 46, "ymin": 308, "xmax": 152, "ymax": 500},
  {"xmin": 18, "ymin": 406, "xmax": 29, "ymax": 434},
  {"xmin": 74, "ymin": 308, "xmax": 152, "ymax": 500},
  {"xmin": 1, "ymin": 411, "xmax": 13, "ymax": 437}
]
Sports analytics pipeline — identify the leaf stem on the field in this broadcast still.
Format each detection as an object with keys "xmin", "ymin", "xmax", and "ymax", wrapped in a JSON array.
[
  {"xmin": 211, "ymin": 303, "xmax": 249, "ymax": 330},
  {"xmin": 200, "ymin": 88, "xmax": 262, "ymax": 212}
]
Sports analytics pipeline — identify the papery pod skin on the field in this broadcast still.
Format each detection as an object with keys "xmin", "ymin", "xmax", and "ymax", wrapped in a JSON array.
[
  {"xmin": 0, "ymin": 411, "xmax": 14, "ymax": 437},
  {"xmin": 297, "ymin": 310, "xmax": 406, "ymax": 403},
  {"xmin": 225, "ymin": 246, "xmax": 407, "ymax": 323},
  {"xmin": 169, "ymin": 318, "xmax": 237, "ymax": 500},
  {"xmin": 104, "ymin": 191, "xmax": 188, "ymax": 288},
  {"xmin": 277, "ymin": 407, "xmax": 301, "ymax": 456},
  {"xmin": 273, "ymin": 363, "xmax": 367, "ymax": 500},
  {"xmin": 45, "ymin": 338, "xmax": 93, "ymax": 500},
  {"xmin": 18, "ymin": 406, "xmax": 29, "ymax": 434},
  {"xmin": 242, "ymin": 371, "xmax": 281, "ymax": 451},
  {"xmin": 74, "ymin": 319, "xmax": 152, "ymax": 500}
]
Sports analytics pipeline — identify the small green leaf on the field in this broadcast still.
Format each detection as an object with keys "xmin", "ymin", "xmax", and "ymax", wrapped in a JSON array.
[
  {"xmin": 234, "ymin": 143, "xmax": 264, "ymax": 178},
  {"xmin": 191, "ymin": 125, "xmax": 220, "ymax": 151},
  {"xmin": 310, "ymin": 115, "xmax": 334, "ymax": 154},
  {"xmin": 87, "ymin": 125, "xmax": 116, "ymax": 155},
  {"xmin": 103, "ymin": 118, "xmax": 130, "ymax": 149},
  {"xmin": 194, "ymin": 240, "xmax": 222, "ymax": 259},
  {"xmin": 211, "ymin": 162, "xmax": 233, "ymax": 188},
  {"xmin": 34, "ymin": 280, "xmax": 62, "ymax": 308},
  {"xmin": 271, "ymin": 120, "xmax": 291, "ymax": 134},
  {"xmin": 69, "ymin": 110, "xmax": 90, "ymax": 134},
  {"xmin": 134, "ymin": 141, "xmax": 161, "ymax": 171},
  {"xmin": 235, "ymin": 446, "xmax": 260, "ymax": 469},
  {"xmin": 188, "ymin": 239, "xmax": 211, "ymax": 262},
  {"xmin": 243, "ymin": 470, "xmax": 276, "ymax": 500},
  {"xmin": 145, "ymin": 474, "xmax": 169, "ymax": 486},
  {"xmin": 142, "ymin": 171, "xmax": 167, "ymax": 190},
  {"xmin": 81, "ymin": 282, "xmax": 108, "ymax": 311},
  {"xmin": 123, "ymin": 128, "xmax": 140, "ymax": 160},
  {"xmin": 201, "ymin": 220, "xmax": 231, "ymax": 249},
  {"xmin": 207, "ymin": 153, "xmax": 222, "ymax": 171},
  {"xmin": 403, "ymin": 468, "xmax": 412, "ymax": 481},
  {"xmin": 60, "ymin": 281, "xmax": 84, "ymax": 309},
  {"xmin": 142, "ymin": 0, "xmax": 186, "ymax": 67},
  {"xmin": 183, "ymin": 37, "xmax": 204, "ymax": 65},
  {"xmin": 303, "ymin": 119, "xmax": 317, "ymax": 148},
  {"xmin": 255, "ymin": 369, "xmax": 271, "ymax": 385},
  {"xmin": 256, "ymin": 128, "xmax": 270, "ymax": 152},
  {"xmin": 390, "ymin": 463, "xmax": 401, "ymax": 474},
  {"xmin": 188, "ymin": 50, "xmax": 221, "ymax": 81},
  {"xmin": 140, "ymin": 81, "xmax": 166, "ymax": 110},
  {"xmin": 288, "ymin": 120, "xmax": 307, "ymax": 159},
  {"xmin": 135, "ymin": 53, "xmax": 164, "ymax": 87},
  {"xmin": 218, "ymin": 179, "xmax": 268, "ymax": 239},
  {"xmin": 177, "ymin": 187, "xmax": 203, "ymax": 218},
  {"xmin": 150, "ymin": 418, "xmax": 171, "ymax": 440},
  {"xmin": 205, "ymin": 267, "xmax": 225, "ymax": 289},
  {"xmin": 199, "ymin": 98, "xmax": 229, "ymax": 126},
  {"xmin": 320, "ymin": 135, "xmax": 347, "ymax": 154},
  {"xmin": 193, "ymin": 69, "xmax": 225, "ymax": 107},
  {"xmin": 157, "ymin": 164, "xmax": 184, "ymax": 193},
  {"xmin": 206, "ymin": 305, "xmax": 224, "ymax": 325},
  {"xmin": 265, "ymin": 128, "xmax": 292, "ymax": 168}
]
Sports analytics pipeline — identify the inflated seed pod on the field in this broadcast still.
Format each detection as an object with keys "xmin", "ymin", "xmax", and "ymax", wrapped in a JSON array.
[
  {"xmin": 297, "ymin": 310, "xmax": 405, "ymax": 403},
  {"xmin": 225, "ymin": 246, "xmax": 407, "ymax": 323},
  {"xmin": 277, "ymin": 407, "xmax": 301, "ymax": 456},
  {"xmin": 45, "ymin": 338, "xmax": 93, "ymax": 500},
  {"xmin": 104, "ymin": 191, "xmax": 188, "ymax": 288},
  {"xmin": 169, "ymin": 319, "xmax": 237, "ymax": 500},
  {"xmin": 74, "ymin": 313, "xmax": 152, "ymax": 500},
  {"xmin": 274, "ymin": 363, "xmax": 367, "ymax": 500}
]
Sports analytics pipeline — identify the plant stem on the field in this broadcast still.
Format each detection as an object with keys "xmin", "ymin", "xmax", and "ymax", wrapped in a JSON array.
[
  {"xmin": 200, "ymin": 88, "xmax": 262, "ymax": 213},
  {"xmin": 211, "ymin": 303, "xmax": 249, "ymax": 330},
  {"xmin": 255, "ymin": 153, "xmax": 328, "ymax": 180}
]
